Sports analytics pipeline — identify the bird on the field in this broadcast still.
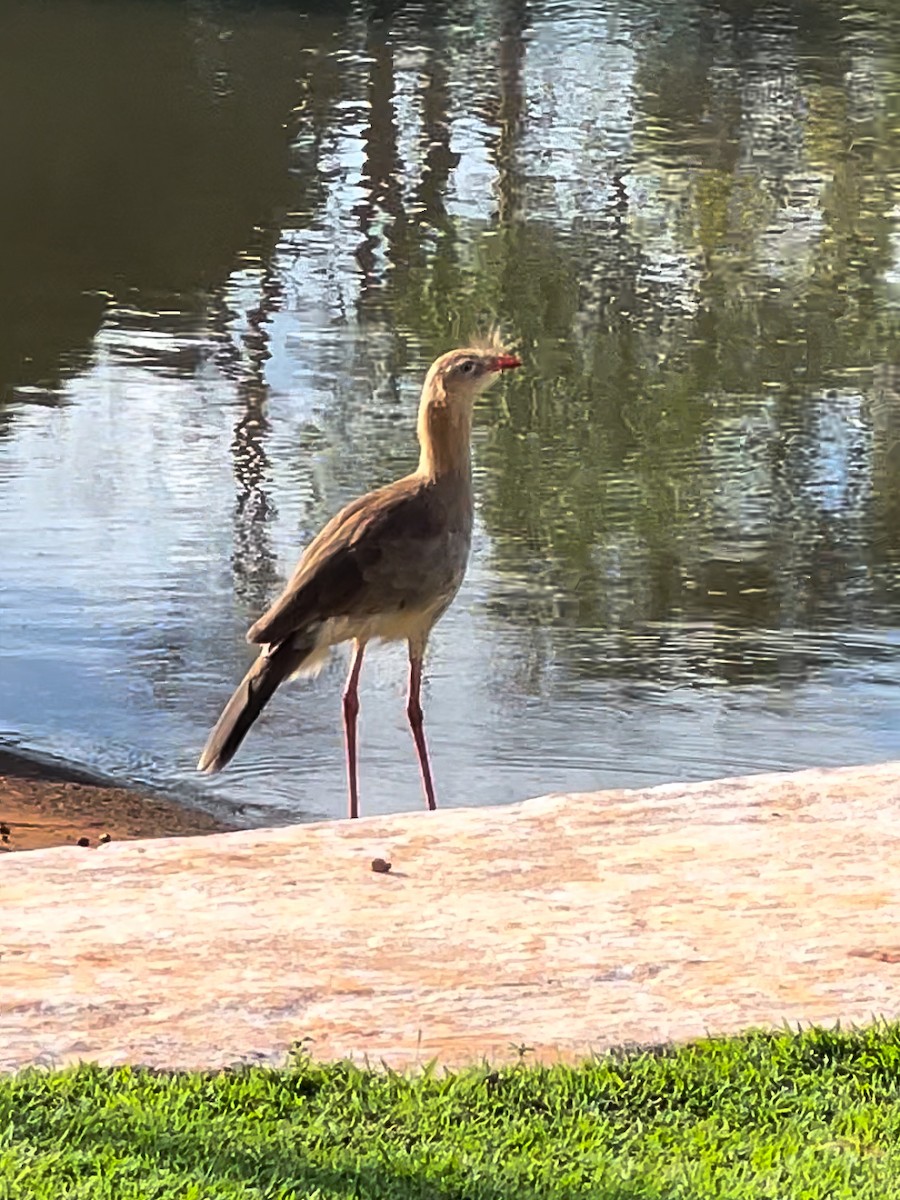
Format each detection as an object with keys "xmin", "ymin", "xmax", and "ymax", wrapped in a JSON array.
[{"xmin": 198, "ymin": 339, "xmax": 522, "ymax": 818}]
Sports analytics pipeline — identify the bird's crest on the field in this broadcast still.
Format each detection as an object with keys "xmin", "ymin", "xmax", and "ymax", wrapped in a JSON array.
[{"xmin": 469, "ymin": 325, "xmax": 518, "ymax": 359}]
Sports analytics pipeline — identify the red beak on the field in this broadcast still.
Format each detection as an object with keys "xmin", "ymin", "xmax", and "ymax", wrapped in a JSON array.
[{"xmin": 490, "ymin": 354, "xmax": 522, "ymax": 372}]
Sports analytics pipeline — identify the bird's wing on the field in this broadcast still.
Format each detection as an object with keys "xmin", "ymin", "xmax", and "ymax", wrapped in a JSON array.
[{"xmin": 246, "ymin": 474, "xmax": 460, "ymax": 646}]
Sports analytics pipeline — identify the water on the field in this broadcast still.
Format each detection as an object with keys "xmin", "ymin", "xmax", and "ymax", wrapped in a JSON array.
[{"xmin": 2, "ymin": 0, "xmax": 900, "ymax": 825}]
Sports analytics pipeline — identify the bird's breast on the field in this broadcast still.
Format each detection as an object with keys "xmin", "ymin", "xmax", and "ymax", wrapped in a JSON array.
[{"xmin": 319, "ymin": 597, "xmax": 452, "ymax": 649}]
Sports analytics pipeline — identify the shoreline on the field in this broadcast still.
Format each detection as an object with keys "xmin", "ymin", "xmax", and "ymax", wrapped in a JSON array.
[{"xmin": 0, "ymin": 747, "xmax": 232, "ymax": 853}]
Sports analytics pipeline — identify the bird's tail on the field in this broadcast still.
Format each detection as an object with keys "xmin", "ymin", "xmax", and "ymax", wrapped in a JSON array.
[{"xmin": 197, "ymin": 636, "xmax": 316, "ymax": 774}]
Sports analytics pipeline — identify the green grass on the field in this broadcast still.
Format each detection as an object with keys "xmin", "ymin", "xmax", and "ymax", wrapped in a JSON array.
[{"xmin": 4, "ymin": 1026, "xmax": 900, "ymax": 1198}]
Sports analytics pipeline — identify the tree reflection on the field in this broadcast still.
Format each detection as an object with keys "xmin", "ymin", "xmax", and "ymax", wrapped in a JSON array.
[
  {"xmin": 353, "ymin": 0, "xmax": 900, "ymax": 689},
  {"xmin": 179, "ymin": 0, "xmax": 900, "ymax": 694},
  {"xmin": 9, "ymin": 0, "xmax": 900, "ymax": 725},
  {"xmin": 228, "ymin": 263, "xmax": 283, "ymax": 613}
]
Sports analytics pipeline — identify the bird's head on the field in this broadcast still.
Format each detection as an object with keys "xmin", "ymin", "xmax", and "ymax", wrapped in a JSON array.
[
  {"xmin": 424, "ymin": 343, "xmax": 522, "ymax": 407},
  {"xmin": 417, "ymin": 337, "xmax": 521, "ymax": 477}
]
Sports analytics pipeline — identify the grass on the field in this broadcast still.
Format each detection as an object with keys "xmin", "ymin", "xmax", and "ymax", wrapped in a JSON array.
[{"xmin": 4, "ymin": 1026, "xmax": 900, "ymax": 1198}]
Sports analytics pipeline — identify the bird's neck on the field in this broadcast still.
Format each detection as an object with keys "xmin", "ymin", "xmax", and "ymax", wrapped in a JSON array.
[{"xmin": 416, "ymin": 394, "xmax": 473, "ymax": 481}]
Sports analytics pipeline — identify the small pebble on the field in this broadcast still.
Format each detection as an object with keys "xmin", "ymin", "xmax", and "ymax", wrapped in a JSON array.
[
  {"xmin": 76, "ymin": 836, "xmax": 90, "ymax": 848},
  {"xmin": 371, "ymin": 857, "xmax": 392, "ymax": 874},
  {"xmin": 99, "ymin": 833, "xmax": 112, "ymax": 844}
]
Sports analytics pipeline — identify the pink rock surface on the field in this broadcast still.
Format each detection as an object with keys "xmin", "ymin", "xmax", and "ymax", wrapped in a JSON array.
[{"xmin": 3, "ymin": 761, "xmax": 900, "ymax": 1073}]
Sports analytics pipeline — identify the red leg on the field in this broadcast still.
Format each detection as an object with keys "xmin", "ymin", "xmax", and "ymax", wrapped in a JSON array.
[
  {"xmin": 342, "ymin": 641, "xmax": 366, "ymax": 819},
  {"xmin": 407, "ymin": 644, "xmax": 437, "ymax": 811}
]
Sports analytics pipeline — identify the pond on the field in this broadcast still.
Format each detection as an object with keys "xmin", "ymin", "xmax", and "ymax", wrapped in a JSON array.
[{"xmin": 2, "ymin": 0, "xmax": 900, "ymax": 824}]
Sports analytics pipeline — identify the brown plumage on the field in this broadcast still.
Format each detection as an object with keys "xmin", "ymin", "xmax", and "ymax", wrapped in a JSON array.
[{"xmin": 198, "ymin": 343, "xmax": 521, "ymax": 817}]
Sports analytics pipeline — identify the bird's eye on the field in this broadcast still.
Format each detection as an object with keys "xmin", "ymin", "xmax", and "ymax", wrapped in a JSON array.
[{"xmin": 459, "ymin": 360, "xmax": 476, "ymax": 374}]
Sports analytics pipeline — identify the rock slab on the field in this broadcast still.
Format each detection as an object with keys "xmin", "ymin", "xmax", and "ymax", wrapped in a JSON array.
[{"xmin": 3, "ymin": 761, "xmax": 900, "ymax": 1073}]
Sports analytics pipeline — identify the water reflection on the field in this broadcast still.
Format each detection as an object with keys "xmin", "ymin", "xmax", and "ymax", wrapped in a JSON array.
[{"xmin": 2, "ymin": 0, "xmax": 900, "ymax": 822}]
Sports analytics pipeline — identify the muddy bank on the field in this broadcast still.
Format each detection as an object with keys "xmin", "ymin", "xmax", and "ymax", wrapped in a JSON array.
[{"xmin": 0, "ymin": 749, "xmax": 231, "ymax": 852}]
